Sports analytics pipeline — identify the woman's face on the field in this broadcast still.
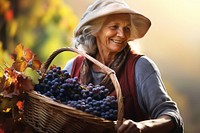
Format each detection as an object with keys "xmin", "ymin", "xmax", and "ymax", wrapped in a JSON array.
[{"xmin": 94, "ymin": 13, "xmax": 131, "ymax": 54}]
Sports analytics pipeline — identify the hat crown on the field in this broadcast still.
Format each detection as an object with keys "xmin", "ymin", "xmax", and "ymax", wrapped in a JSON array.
[
  {"xmin": 82, "ymin": 0, "xmax": 129, "ymax": 20},
  {"xmin": 88, "ymin": 0, "xmax": 128, "ymax": 10}
]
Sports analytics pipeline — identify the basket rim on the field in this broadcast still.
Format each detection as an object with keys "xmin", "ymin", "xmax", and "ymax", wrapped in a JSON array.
[{"xmin": 26, "ymin": 90, "xmax": 115, "ymax": 126}]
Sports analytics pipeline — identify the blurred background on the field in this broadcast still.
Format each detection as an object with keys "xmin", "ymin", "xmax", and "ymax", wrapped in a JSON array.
[{"xmin": 0, "ymin": 0, "xmax": 199, "ymax": 132}]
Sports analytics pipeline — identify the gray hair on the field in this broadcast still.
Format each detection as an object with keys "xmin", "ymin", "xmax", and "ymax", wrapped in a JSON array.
[
  {"xmin": 73, "ymin": 16, "xmax": 106, "ymax": 55},
  {"xmin": 73, "ymin": 14, "xmax": 138, "ymax": 55}
]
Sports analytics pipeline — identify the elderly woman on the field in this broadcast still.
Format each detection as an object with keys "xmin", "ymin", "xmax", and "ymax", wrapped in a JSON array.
[{"xmin": 64, "ymin": 0, "xmax": 184, "ymax": 132}]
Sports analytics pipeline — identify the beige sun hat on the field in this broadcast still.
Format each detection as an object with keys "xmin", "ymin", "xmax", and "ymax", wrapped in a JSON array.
[{"xmin": 74, "ymin": 0, "xmax": 151, "ymax": 40}]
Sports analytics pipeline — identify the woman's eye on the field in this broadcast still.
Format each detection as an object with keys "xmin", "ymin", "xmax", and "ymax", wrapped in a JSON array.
[
  {"xmin": 110, "ymin": 25, "xmax": 118, "ymax": 30},
  {"xmin": 124, "ymin": 27, "xmax": 130, "ymax": 32}
]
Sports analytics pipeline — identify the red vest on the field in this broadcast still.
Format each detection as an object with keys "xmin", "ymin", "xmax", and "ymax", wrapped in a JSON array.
[{"xmin": 71, "ymin": 51, "xmax": 149, "ymax": 121}]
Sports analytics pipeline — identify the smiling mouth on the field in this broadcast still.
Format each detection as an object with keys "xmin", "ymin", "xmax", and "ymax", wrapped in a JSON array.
[{"xmin": 111, "ymin": 39, "xmax": 124, "ymax": 44}]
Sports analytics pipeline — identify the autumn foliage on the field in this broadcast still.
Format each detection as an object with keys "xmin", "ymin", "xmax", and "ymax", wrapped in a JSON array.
[{"xmin": 0, "ymin": 44, "xmax": 41, "ymax": 98}]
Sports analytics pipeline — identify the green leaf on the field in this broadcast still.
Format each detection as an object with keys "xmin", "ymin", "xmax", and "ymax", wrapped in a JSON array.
[{"xmin": 24, "ymin": 67, "xmax": 41, "ymax": 85}]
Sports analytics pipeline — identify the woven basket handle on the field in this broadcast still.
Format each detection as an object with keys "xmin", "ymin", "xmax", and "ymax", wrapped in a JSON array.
[{"xmin": 41, "ymin": 47, "xmax": 124, "ymax": 128}]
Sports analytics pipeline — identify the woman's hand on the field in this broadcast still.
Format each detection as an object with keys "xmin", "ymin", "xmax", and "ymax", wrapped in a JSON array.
[
  {"xmin": 118, "ymin": 119, "xmax": 142, "ymax": 133},
  {"xmin": 117, "ymin": 115, "xmax": 175, "ymax": 133}
]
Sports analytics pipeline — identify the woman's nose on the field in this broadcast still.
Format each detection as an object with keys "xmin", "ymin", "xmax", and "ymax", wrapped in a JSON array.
[{"xmin": 117, "ymin": 29, "xmax": 125, "ymax": 38}]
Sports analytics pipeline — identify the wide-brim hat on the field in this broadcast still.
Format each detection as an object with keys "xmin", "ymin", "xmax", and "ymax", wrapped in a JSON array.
[{"xmin": 74, "ymin": 0, "xmax": 151, "ymax": 40}]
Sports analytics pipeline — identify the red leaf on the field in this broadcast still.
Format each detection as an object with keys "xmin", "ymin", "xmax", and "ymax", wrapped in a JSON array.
[
  {"xmin": 16, "ymin": 100, "xmax": 23, "ymax": 110},
  {"xmin": 24, "ymin": 48, "xmax": 33, "ymax": 61},
  {"xmin": 0, "ymin": 68, "xmax": 19, "ymax": 96},
  {"xmin": 16, "ymin": 75, "xmax": 34, "ymax": 92},
  {"xmin": 11, "ymin": 60, "xmax": 28, "ymax": 72},
  {"xmin": 31, "ymin": 56, "xmax": 42, "ymax": 70}
]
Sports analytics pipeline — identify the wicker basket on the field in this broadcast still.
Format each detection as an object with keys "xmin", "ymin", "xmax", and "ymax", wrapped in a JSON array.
[{"xmin": 23, "ymin": 47, "xmax": 124, "ymax": 133}]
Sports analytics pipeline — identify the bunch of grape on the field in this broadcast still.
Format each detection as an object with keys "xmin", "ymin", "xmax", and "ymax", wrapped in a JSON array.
[{"xmin": 34, "ymin": 66, "xmax": 118, "ymax": 121}]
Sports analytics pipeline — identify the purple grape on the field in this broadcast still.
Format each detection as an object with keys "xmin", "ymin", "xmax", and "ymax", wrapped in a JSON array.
[{"xmin": 34, "ymin": 66, "xmax": 118, "ymax": 121}]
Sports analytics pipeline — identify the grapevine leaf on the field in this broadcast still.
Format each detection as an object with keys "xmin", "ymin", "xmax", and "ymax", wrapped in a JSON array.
[
  {"xmin": 24, "ymin": 47, "xmax": 41, "ymax": 70},
  {"xmin": 28, "ymin": 55, "xmax": 42, "ymax": 70},
  {"xmin": 11, "ymin": 44, "xmax": 42, "ymax": 71},
  {"xmin": 16, "ymin": 75, "xmax": 34, "ymax": 93},
  {"xmin": 0, "ymin": 68, "xmax": 19, "ymax": 96},
  {"xmin": 0, "ymin": 70, "xmax": 13, "ymax": 92},
  {"xmin": 1, "ymin": 44, "xmax": 41, "ymax": 100},
  {"xmin": 24, "ymin": 67, "xmax": 41, "ymax": 85},
  {"xmin": 24, "ymin": 48, "xmax": 33, "ymax": 61},
  {"xmin": 11, "ymin": 44, "xmax": 28, "ymax": 72},
  {"xmin": 11, "ymin": 60, "xmax": 27, "ymax": 72},
  {"xmin": 11, "ymin": 43, "xmax": 24, "ymax": 62}
]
